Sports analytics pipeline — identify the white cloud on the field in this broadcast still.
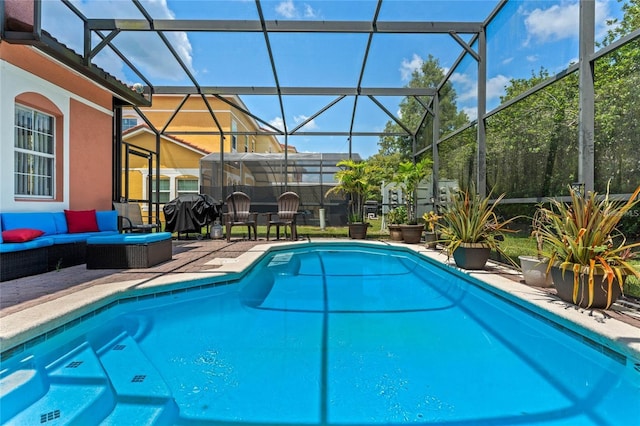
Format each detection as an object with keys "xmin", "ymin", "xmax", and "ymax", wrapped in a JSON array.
[
  {"xmin": 269, "ymin": 117, "xmax": 285, "ymax": 132},
  {"xmin": 462, "ymin": 106, "xmax": 477, "ymax": 122},
  {"xmin": 526, "ymin": 55, "xmax": 539, "ymax": 62},
  {"xmin": 449, "ymin": 72, "xmax": 476, "ymax": 102},
  {"xmin": 400, "ymin": 54, "xmax": 423, "ymax": 81},
  {"xmin": 294, "ymin": 115, "xmax": 318, "ymax": 130},
  {"xmin": 523, "ymin": 0, "xmax": 611, "ymax": 45},
  {"xmin": 486, "ymin": 74, "xmax": 510, "ymax": 100},
  {"xmin": 449, "ymin": 73, "xmax": 509, "ymax": 105},
  {"xmin": 276, "ymin": 0, "xmax": 297, "ymax": 18},
  {"xmin": 303, "ymin": 4, "xmax": 317, "ymax": 18},
  {"xmin": 275, "ymin": 1, "xmax": 318, "ymax": 19},
  {"xmin": 501, "ymin": 57, "xmax": 514, "ymax": 65}
]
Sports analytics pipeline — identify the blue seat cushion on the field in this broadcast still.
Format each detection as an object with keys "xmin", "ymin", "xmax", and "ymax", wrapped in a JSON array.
[
  {"xmin": 87, "ymin": 232, "xmax": 172, "ymax": 245},
  {"xmin": 49, "ymin": 231, "xmax": 120, "ymax": 244},
  {"xmin": 2, "ymin": 212, "xmax": 58, "ymax": 236},
  {"xmin": 0, "ymin": 237, "xmax": 54, "ymax": 253}
]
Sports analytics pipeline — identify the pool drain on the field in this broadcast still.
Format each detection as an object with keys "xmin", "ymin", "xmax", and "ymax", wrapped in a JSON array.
[
  {"xmin": 112, "ymin": 344, "xmax": 126, "ymax": 351},
  {"xmin": 65, "ymin": 361, "xmax": 83, "ymax": 368}
]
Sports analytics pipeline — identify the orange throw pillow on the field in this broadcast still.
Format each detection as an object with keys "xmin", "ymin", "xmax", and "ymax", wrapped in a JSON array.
[{"xmin": 64, "ymin": 209, "xmax": 99, "ymax": 233}]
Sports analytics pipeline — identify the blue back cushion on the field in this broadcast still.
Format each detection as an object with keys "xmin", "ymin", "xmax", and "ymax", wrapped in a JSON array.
[
  {"xmin": 52, "ymin": 212, "xmax": 68, "ymax": 234},
  {"xmin": 1, "ymin": 212, "xmax": 58, "ymax": 236},
  {"xmin": 96, "ymin": 210, "xmax": 118, "ymax": 232},
  {"xmin": 0, "ymin": 216, "xmax": 3, "ymax": 243}
]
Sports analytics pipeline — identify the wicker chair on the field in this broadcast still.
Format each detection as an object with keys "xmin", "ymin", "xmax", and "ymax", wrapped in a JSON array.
[
  {"xmin": 266, "ymin": 192, "xmax": 300, "ymax": 241},
  {"xmin": 113, "ymin": 202, "xmax": 161, "ymax": 233},
  {"xmin": 223, "ymin": 192, "xmax": 258, "ymax": 242}
]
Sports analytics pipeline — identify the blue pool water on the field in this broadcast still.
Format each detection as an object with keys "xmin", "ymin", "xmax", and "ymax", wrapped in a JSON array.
[{"xmin": 1, "ymin": 243, "xmax": 639, "ymax": 425}]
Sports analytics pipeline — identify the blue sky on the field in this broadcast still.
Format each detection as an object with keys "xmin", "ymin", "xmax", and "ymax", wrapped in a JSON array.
[{"xmin": 42, "ymin": 0, "xmax": 624, "ymax": 157}]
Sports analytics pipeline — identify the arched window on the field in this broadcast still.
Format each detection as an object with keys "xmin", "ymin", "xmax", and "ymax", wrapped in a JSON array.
[{"xmin": 14, "ymin": 105, "xmax": 55, "ymax": 198}]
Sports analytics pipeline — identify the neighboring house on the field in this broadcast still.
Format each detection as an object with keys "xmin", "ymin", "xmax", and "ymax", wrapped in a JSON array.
[
  {"xmin": 0, "ymin": 2, "xmax": 147, "ymax": 213},
  {"xmin": 121, "ymin": 94, "xmax": 291, "ymax": 203},
  {"xmin": 121, "ymin": 124, "xmax": 209, "ymax": 208}
]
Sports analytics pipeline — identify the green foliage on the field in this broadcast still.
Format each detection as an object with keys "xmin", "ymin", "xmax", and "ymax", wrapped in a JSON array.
[
  {"xmin": 536, "ymin": 184, "xmax": 640, "ymax": 304},
  {"xmin": 439, "ymin": 188, "xmax": 520, "ymax": 264},
  {"xmin": 386, "ymin": 206, "xmax": 407, "ymax": 225},
  {"xmin": 325, "ymin": 159, "xmax": 379, "ymax": 223},
  {"xmin": 393, "ymin": 157, "xmax": 432, "ymax": 223},
  {"xmin": 377, "ymin": 55, "xmax": 467, "ymax": 160}
]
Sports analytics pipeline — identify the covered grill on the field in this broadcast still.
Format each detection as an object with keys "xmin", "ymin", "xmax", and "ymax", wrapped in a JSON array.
[{"xmin": 163, "ymin": 194, "xmax": 220, "ymax": 239}]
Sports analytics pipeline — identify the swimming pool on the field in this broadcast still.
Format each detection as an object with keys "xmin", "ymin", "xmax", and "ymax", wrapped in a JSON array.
[{"xmin": 1, "ymin": 242, "xmax": 639, "ymax": 425}]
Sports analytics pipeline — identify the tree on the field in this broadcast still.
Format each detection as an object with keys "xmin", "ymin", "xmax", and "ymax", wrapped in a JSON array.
[{"xmin": 377, "ymin": 55, "xmax": 467, "ymax": 161}]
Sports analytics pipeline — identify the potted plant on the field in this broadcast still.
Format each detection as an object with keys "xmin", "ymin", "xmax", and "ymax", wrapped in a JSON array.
[
  {"xmin": 438, "ymin": 188, "xmax": 518, "ymax": 269},
  {"xmin": 394, "ymin": 158, "xmax": 431, "ymax": 244},
  {"xmin": 537, "ymin": 184, "xmax": 640, "ymax": 309},
  {"xmin": 518, "ymin": 208, "xmax": 553, "ymax": 287},
  {"xmin": 325, "ymin": 159, "xmax": 376, "ymax": 239},
  {"xmin": 422, "ymin": 210, "xmax": 441, "ymax": 248},
  {"xmin": 386, "ymin": 205, "xmax": 407, "ymax": 241}
]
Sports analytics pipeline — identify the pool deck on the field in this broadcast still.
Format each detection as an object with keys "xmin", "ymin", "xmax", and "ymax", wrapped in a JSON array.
[{"xmin": 1, "ymin": 238, "xmax": 639, "ymax": 362}]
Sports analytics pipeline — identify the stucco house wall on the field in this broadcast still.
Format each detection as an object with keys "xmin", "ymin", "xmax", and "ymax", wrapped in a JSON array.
[{"xmin": 0, "ymin": 43, "xmax": 114, "ymax": 212}]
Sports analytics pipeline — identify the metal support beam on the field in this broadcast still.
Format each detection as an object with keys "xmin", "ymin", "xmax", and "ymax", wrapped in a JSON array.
[
  {"xmin": 476, "ymin": 27, "xmax": 487, "ymax": 197},
  {"xmin": 151, "ymin": 86, "xmax": 436, "ymax": 96},
  {"xmin": 578, "ymin": 0, "xmax": 595, "ymax": 193},
  {"xmin": 432, "ymin": 92, "xmax": 441, "ymax": 212},
  {"xmin": 87, "ymin": 19, "xmax": 482, "ymax": 34}
]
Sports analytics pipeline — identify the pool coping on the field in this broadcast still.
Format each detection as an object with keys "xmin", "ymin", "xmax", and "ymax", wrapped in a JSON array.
[{"xmin": 1, "ymin": 239, "xmax": 639, "ymax": 364}]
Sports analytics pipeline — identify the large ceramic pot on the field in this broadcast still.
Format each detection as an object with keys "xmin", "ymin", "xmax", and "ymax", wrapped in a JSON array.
[
  {"xmin": 400, "ymin": 224, "xmax": 424, "ymax": 244},
  {"xmin": 452, "ymin": 243, "xmax": 491, "ymax": 270},
  {"xmin": 348, "ymin": 223, "xmax": 369, "ymax": 239},
  {"xmin": 550, "ymin": 265, "xmax": 624, "ymax": 309},
  {"xmin": 388, "ymin": 224, "xmax": 404, "ymax": 241},
  {"xmin": 519, "ymin": 255, "xmax": 552, "ymax": 287}
]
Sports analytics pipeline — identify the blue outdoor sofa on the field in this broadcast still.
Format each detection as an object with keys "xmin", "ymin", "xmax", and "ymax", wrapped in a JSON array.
[{"xmin": 0, "ymin": 210, "xmax": 120, "ymax": 282}]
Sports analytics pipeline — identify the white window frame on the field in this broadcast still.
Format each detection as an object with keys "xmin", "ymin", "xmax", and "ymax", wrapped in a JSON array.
[
  {"xmin": 231, "ymin": 120, "xmax": 237, "ymax": 152},
  {"xmin": 177, "ymin": 176, "xmax": 199, "ymax": 197},
  {"xmin": 14, "ymin": 105, "xmax": 55, "ymax": 198}
]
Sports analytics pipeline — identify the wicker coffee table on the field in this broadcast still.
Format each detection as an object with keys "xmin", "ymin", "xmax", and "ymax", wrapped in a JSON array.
[{"xmin": 86, "ymin": 232, "xmax": 172, "ymax": 269}]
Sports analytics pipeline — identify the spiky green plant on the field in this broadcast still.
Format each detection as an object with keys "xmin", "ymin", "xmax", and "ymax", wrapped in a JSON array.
[
  {"xmin": 439, "ymin": 188, "xmax": 520, "ymax": 264},
  {"xmin": 537, "ymin": 184, "xmax": 640, "ymax": 307}
]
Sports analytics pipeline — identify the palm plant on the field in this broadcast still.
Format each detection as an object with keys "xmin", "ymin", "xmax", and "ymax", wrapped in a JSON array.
[
  {"xmin": 439, "ymin": 188, "xmax": 519, "ymax": 264},
  {"xmin": 394, "ymin": 157, "xmax": 431, "ymax": 223},
  {"xmin": 326, "ymin": 159, "xmax": 377, "ymax": 223},
  {"xmin": 536, "ymin": 184, "xmax": 640, "ymax": 307}
]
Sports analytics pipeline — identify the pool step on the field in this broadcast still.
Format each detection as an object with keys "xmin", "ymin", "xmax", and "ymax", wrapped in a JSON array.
[
  {"xmin": 0, "ymin": 359, "xmax": 47, "ymax": 421},
  {"xmin": 3, "ymin": 343, "xmax": 115, "ymax": 425},
  {"xmin": 100, "ymin": 400, "xmax": 179, "ymax": 426},
  {"xmin": 97, "ymin": 333, "xmax": 178, "ymax": 423}
]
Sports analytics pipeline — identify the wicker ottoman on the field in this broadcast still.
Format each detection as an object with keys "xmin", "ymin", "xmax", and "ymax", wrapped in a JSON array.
[{"xmin": 86, "ymin": 232, "xmax": 172, "ymax": 269}]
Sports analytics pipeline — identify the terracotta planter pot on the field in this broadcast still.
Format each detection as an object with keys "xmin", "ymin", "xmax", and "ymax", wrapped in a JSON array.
[
  {"xmin": 348, "ymin": 223, "xmax": 369, "ymax": 239},
  {"xmin": 452, "ymin": 243, "xmax": 491, "ymax": 270},
  {"xmin": 519, "ymin": 255, "xmax": 552, "ymax": 287},
  {"xmin": 550, "ymin": 266, "xmax": 624, "ymax": 309},
  {"xmin": 388, "ymin": 224, "xmax": 404, "ymax": 241},
  {"xmin": 400, "ymin": 224, "xmax": 424, "ymax": 244}
]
